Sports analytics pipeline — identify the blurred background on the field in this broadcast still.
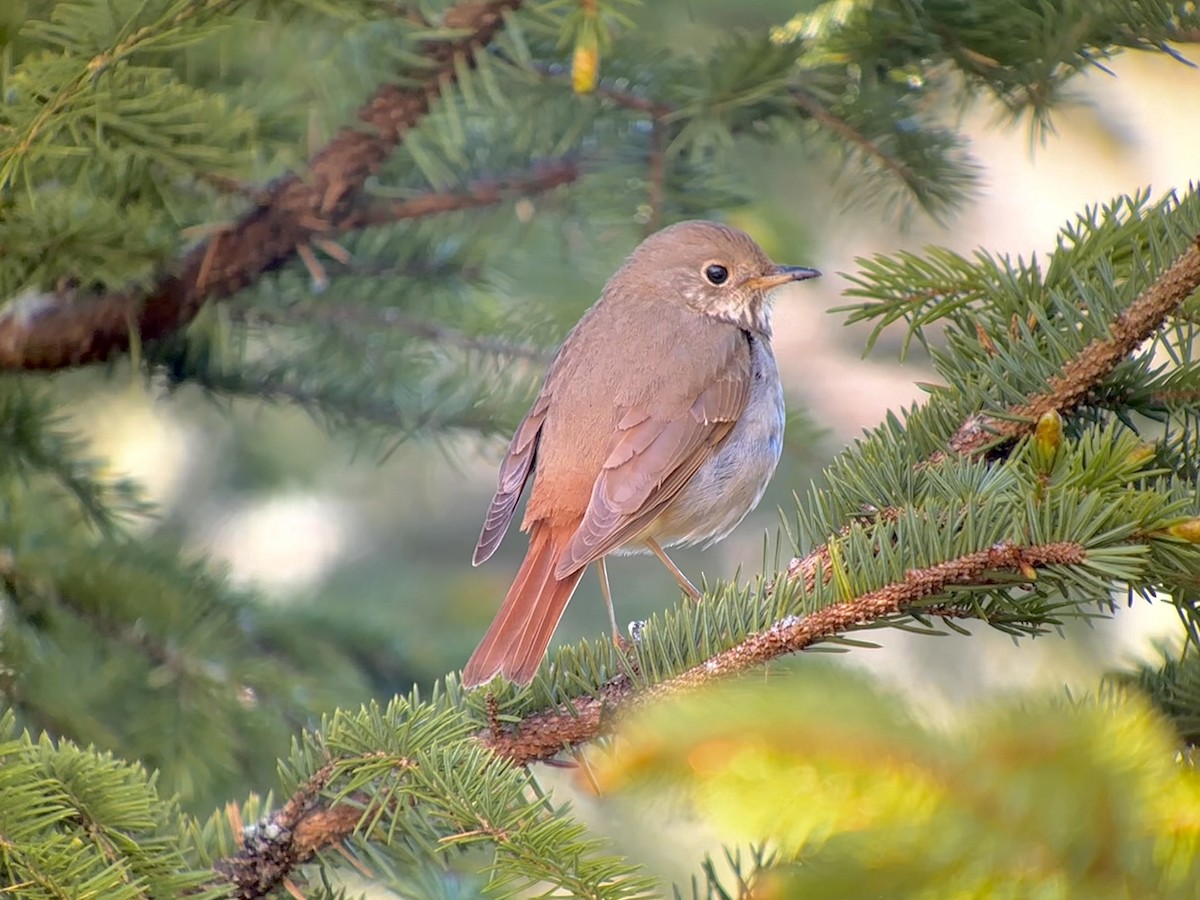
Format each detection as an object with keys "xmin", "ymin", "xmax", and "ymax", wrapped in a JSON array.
[{"xmin": 24, "ymin": 0, "xmax": 1200, "ymax": 879}]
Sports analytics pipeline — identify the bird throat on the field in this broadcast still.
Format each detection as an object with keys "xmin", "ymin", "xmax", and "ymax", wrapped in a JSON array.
[{"xmin": 700, "ymin": 295, "xmax": 772, "ymax": 337}]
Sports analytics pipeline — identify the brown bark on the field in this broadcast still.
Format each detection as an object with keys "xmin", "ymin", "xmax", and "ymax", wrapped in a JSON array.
[
  {"xmin": 0, "ymin": 1, "xmax": 523, "ymax": 370},
  {"xmin": 943, "ymin": 238, "xmax": 1200, "ymax": 457}
]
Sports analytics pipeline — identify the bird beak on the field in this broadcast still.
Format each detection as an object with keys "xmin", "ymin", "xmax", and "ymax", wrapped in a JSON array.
[{"xmin": 744, "ymin": 265, "xmax": 822, "ymax": 291}]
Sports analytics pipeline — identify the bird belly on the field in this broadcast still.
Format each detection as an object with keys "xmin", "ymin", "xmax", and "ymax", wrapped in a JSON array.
[{"xmin": 636, "ymin": 336, "xmax": 785, "ymax": 550}]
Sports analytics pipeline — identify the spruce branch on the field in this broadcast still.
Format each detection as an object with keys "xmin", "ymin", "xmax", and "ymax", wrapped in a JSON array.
[
  {"xmin": 787, "ymin": 233, "xmax": 1200, "ymax": 590},
  {"xmin": 529, "ymin": 61, "xmax": 670, "ymax": 115},
  {"xmin": 944, "ymin": 237, "xmax": 1200, "ymax": 458},
  {"xmin": 1151, "ymin": 387, "xmax": 1200, "ymax": 407},
  {"xmin": 209, "ymin": 540, "xmax": 1086, "ymax": 893},
  {"xmin": 3, "ymin": 0, "xmax": 242, "ymax": 181},
  {"xmin": 212, "ymin": 761, "xmax": 362, "ymax": 899},
  {"xmin": 482, "ymin": 540, "xmax": 1085, "ymax": 761},
  {"xmin": 785, "ymin": 506, "xmax": 904, "ymax": 589},
  {"xmin": 789, "ymin": 87, "xmax": 920, "ymax": 197},
  {"xmin": 529, "ymin": 59, "xmax": 673, "ymax": 232},
  {"xmin": 0, "ymin": 0, "xmax": 523, "ymax": 371},
  {"xmin": 340, "ymin": 156, "xmax": 580, "ymax": 230},
  {"xmin": 5, "ymin": 569, "xmax": 212, "ymax": 690},
  {"xmin": 176, "ymin": 364, "xmax": 510, "ymax": 432}
]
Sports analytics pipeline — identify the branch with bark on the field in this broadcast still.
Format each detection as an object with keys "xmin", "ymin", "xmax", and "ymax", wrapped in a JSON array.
[
  {"xmin": 340, "ymin": 158, "xmax": 579, "ymax": 232},
  {"xmin": 210, "ymin": 539, "xmax": 1085, "ymax": 897},
  {"xmin": 0, "ymin": 0, "xmax": 524, "ymax": 371},
  {"xmin": 942, "ymin": 238, "xmax": 1200, "ymax": 458}
]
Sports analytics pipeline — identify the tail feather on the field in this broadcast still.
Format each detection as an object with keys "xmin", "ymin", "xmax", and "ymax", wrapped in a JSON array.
[{"xmin": 463, "ymin": 525, "xmax": 584, "ymax": 687}]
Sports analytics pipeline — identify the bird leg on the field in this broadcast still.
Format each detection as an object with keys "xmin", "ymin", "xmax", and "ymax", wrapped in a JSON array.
[
  {"xmin": 596, "ymin": 557, "xmax": 621, "ymax": 642},
  {"xmin": 646, "ymin": 537, "xmax": 702, "ymax": 602}
]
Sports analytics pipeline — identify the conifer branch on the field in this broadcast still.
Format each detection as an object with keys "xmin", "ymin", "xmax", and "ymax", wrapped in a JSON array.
[
  {"xmin": 1151, "ymin": 387, "xmax": 1200, "ymax": 407},
  {"xmin": 5, "ymin": 0, "xmax": 241, "ymax": 171},
  {"xmin": 786, "ymin": 506, "xmax": 905, "ymax": 588},
  {"xmin": 183, "ymin": 367, "xmax": 506, "ymax": 431},
  {"xmin": 340, "ymin": 157, "xmax": 579, "ymax": 231},
  {"xmin": 944, "ymin": 237, "xmax": 1200, "ymax": 457},
  {"xmin": 210, "ymin": 540, "xmax": 1084, "ymax": 893},
  {"xmin": 788, "ymin": 236, "xmax": 1200, "ymax": 590},
  {"xmin": 528, "ymin": 62, "xmax": 671, "ymax": 231},
  {"xmin": 0, "ymin": 0, "xmax": 523, "ymax": 371},
  {"xmin": 529, "ymin": 61, "xmax": 671, "ymax": 115},
  {"xmin": 1, "ymin": 555, "xmax": 187, "ymax": 684},
  {"xmin": 482, "ymin": 540, "xmax": 1085, "ymax": 762},
  {"xmin": 789, "ymin": 87, "xmax": 920, "ymax": 193},
  {"xmin": 213, "ymin": 761, "xmax": 362, "ymax": 899}
]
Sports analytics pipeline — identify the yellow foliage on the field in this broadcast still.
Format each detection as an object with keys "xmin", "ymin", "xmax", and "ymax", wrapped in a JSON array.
[{"xmin": 598, "ymin": 666, "xmax": 1200, "ymax": 898}]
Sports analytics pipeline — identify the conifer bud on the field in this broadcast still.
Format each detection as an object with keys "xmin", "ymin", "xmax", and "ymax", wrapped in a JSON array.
[
  {"xmin": 572, "ymin": 32, "xmax": 599, "ymax": 94},
  {"xmin": 1034, "ymin": 410, "xmax": 1062, "ymax": 457},
  {"xmin": 1166, "ymin": 518, "xmax": 1200, "ymax": 543}
]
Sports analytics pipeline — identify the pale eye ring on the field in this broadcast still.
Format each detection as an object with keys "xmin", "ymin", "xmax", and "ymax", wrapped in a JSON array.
[{"xmin": 704, "ymin": 263, "xmax": 729, "ymax": 285}]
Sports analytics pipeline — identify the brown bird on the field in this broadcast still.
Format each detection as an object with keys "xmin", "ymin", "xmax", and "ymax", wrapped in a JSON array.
[{"xmin": 463, "ymin": 220, "xmax": 820, "ymax": 687}]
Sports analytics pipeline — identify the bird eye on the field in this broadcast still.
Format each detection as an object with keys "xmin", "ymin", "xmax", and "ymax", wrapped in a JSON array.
[{"xmin": 704, "ymin": 263, "xmax": 729, "ymax": 285}]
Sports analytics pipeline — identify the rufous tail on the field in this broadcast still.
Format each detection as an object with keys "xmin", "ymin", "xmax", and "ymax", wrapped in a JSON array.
[{"xmin": 462, "ymin": 524, "xmax": 584, "ymax": 687}]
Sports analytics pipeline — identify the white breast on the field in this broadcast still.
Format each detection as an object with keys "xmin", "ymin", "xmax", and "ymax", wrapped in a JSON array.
[{"xmin": 649, "ymin": 332, "xmax": 785, "ymax": 548}]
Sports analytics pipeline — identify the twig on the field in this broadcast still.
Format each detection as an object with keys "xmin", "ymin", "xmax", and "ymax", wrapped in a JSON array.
[
  {"xmin": 213, "ymin": 762, "xmax": 362, "ymax": 899},
  {"xmin": 484, "ymin": 540, "xmax": 1084, "ymax": 759},
  {"xmin": 943, "ymin": 237, "xmax": 1200, "ymax": 457},
  {"xmin": 785, "ymin": 506, "xmax": 903, "ymax": 589},
  {"xmin": 529, "ymin": 61, "xmax": 672, "ymax": 115},
  {"xmin": 0, "ymin": 0, "xmax": 524, "ymax": 370},
  {"xmin": 340, "ymin": 158, "xmax": 579, "ymax": 230},
  {"xmin": 186, "ymin": 367, "xmax": 503, "ymax": 432},
  {"xmin": 1, "ymin": 561, "xmax": 224, "ymax": 689},
  {"xmin": 528, "ymin": 61, "xmax": 670, "ymax": 235},
  {"xmin": 1148, "ymin": 387, "xmax": 1200, "ymax": 406},
  {"xmin": 790, "ymin": 86, "xmax": 921, "ymax": 192}
]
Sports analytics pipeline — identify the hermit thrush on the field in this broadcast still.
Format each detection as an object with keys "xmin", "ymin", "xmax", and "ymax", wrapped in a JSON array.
[{"xmin": 463, "ymin": 220, "xmax": 820, "ymax": 687}]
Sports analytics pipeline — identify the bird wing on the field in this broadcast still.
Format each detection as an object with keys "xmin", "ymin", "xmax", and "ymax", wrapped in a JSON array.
[
  {"xmin": 555, "ymin": 329, "xmax": 751, "ymax": 577},
  {"xmin": 472, "ymin": 392, "xmax": 550, "ymax": 565}
]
